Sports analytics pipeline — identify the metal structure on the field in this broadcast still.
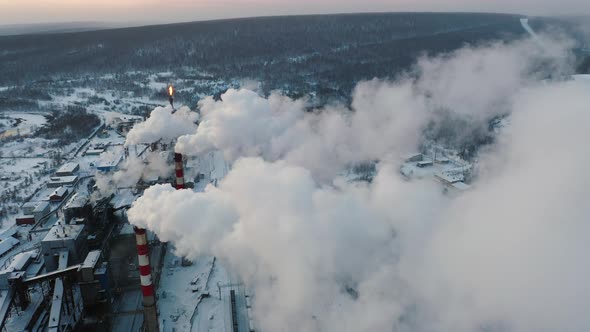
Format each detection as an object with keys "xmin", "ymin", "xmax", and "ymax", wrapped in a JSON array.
[{"xmin": 168, "ymin": 85, "xmax": 175, "ymax": 112}]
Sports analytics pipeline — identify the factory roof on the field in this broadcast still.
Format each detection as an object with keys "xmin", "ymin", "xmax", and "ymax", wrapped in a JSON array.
[
  {"xmin": 435, "ymin": 171, "xmax": 464, "ymax": 184},
  {"xmin": 56, "ymin": 162, "xmax": 79, "ymax": 175},
  {"xmin": 0, "ymin": 237, "xmax": 19, "ymax": 257},
  {"xmin": 0, "ymin": 228, "xmax": 17, "ymax": 241},
  {"xmin": 48, "ymin": 279, "xmax": 64, "ymax": 330},
  {"xmin": 96, "ymin": 153, "xmax": 122, "ymax": 170},
  {"xmin": 112, "ymin": 189, "xmax": 137, "ymax": 210},
  {"xmin": 33, "ymin": 201, "xmax": 51, "ymax": 213},
  {"xmin": 48, "ymin": 175, "xmax": 78, "ymax": 186},
  {"xmin": 85, "ymin": 148, "xmax": 105, "ymax": 155},
  {"xmin": 42, "ymin": 224, "xmax": 84, "ymax": 242},
  {"xmin": 82, "ymin": 250, "xmax": 101, "ymax": 269},
  {"xmin": 0, "ymin": 251, "xmax": 33, "ymax": 274},
  {"xmin": 21, "ymin": 202, "xmax": 39, "ymax": 214},
  {"xmin": 49, "ymin": 187, "xmax": 69, "ymax": 200},
  {"xmin": 64, "ymin": 193, "xmax": 89, "ymax": 210}
]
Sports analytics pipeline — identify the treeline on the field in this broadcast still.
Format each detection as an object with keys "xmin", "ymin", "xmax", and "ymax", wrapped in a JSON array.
[
  {"xmin": 0, "ymin": 13, "xmax": 525, "ymax": 94},
  {"xmin": 36, "ymin": 106, "xmax": 101, "ymax": 144}
]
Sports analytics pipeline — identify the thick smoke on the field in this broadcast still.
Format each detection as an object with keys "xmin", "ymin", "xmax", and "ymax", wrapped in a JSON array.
[
  {"xmin": 176, "ymin": 38, "xmax": 570, "ymax": 178},
  {"xmin": 129, "ymin": 36, "xmax": 590, "ymax": 332},
  {"xmin": 125, "ymin": 105, "xmax": 199, "ymax": 146},
  {"xmin": 176, "ymin": 83, "xmax": 429, "ymax": 180},
  {"xmin": 94, "ymin": 152, "xmax": 173, "ymax": 197},
  {"xmin": 94, "ymin": 105, "xmax": 197, "ymax": 197}
]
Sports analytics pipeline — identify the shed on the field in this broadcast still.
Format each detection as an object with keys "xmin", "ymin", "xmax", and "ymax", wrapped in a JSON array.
[{"xmin": 16, "ymin": 215, "xmax": 35, "ymax": 226}]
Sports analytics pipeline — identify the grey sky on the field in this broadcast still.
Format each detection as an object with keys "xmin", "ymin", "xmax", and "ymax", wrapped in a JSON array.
[{"xmin": 0, "ymin": 0, "xmax": 589, "ymax": 25}]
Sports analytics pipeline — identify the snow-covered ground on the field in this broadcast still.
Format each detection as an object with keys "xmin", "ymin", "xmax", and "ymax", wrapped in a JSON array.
[
  {"xmin": 0, "ymin": 112, "xmax": 47, "ymax": 139},
  {"xmin": 158, "ymin": 249, "xmax": 229, "ymax": 332}
]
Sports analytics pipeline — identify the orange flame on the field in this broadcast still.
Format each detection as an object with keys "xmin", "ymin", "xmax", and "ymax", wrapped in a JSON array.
[{"xmin": 168, "ymin": 85, "xmax": 174, "ymax": 97}]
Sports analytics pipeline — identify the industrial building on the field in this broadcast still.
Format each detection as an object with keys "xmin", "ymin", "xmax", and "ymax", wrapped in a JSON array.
[
  {"xmin": 33, "ymin": 201, "xmax": 51, "ymax": 221},
  {"xmin": 400, "ymin": 148, "xmax": 473, "ymax": 194},
  {"xmin": 49, "ymin": 187, "xmax": 70, "ymax": 202},
  {"xmin": 56, "ymin": 163, "xmax": 80, "ymax": 177},
  {"xmin": 0, "ymin": 102, "xmax": 249, "ymax": 332},
  {"xmin": 96, "ymin": 153, "xmax": 122, "ymax": 172},
  {"xmin": 63, "ymin": 193, "xmax": 91, "ymax": 224},
  {"xmin": 41, "ymin": 223, "xmax": 88, "ymax": 272},
  {"xmin": 48, "ymin": 175, "xmax": 79, "ymax": 188}
]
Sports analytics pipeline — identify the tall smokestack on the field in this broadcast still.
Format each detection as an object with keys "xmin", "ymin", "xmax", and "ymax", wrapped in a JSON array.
[
  {"xmin": 174, "ymin": 153, "xmax": 185, "ymax": 190},
  {"xmin": 134, "ymin": 226, "xmax": 159, "ymax": 332}
]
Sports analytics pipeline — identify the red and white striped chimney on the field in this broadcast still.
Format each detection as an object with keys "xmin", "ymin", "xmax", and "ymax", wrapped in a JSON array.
[
  {"xmin": 174, "ymin": 153, "xmax": 185, "ymax": 190},
  {"xmin": 134, "ymin": 226, "xmax": 159, "ymax": 332}
]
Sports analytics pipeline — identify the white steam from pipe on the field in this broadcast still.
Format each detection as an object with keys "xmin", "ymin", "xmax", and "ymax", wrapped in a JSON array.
[
  {"xmin": 94, "ymin": 105, "xmax": 198, "ymax": 197},
  {"xmin": 125, "ymin": 105, "xmax": 199, "ymax": 146},
  {"xmin": 128, "ymin": 36, "xmax": 590, "ymax": 332}
]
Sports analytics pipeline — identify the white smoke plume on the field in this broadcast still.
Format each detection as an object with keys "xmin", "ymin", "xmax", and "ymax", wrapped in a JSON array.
[
  {"xmin": 93, "ymin": 104, "xmax": 197, "ymax": 198},
  {"xmin": 176, "ymin": 83, "xmax": 429, "ymax": 180},
  {"xmin": 94, "ymin": 153, "xmax": 173, "ymax": 197},
  {"xmin": 129, "ymin": 36, "xmax": 590, "ymax": 332},
  {"xmin": 176, "ymin": 37, "xmax": 570, "ymax": 180},
  {"xmin": 125, "ymin": 105, "xmax": 199, "ymax": 146}
]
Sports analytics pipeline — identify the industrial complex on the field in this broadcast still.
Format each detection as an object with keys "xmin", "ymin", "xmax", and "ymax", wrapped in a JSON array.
[{"xmin": 0, "ymin": 92, "xmax": 250, "ymax": 332}]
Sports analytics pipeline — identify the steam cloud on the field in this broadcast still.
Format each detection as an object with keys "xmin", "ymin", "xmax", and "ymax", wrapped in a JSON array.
[
  {"xmin": 94, "ymin": 152, "xmax": 173, "ymax": 197},
  {"xmin": 128, "ymin": 36, "xmax": 590, "ymax": 332},
  {"xmin": 125, "ymin": 105, "xmax": 199, "ymax": 146},
  {"xmin": 94, "ymin": 105, "xmax": 198, "ymax": 196}
]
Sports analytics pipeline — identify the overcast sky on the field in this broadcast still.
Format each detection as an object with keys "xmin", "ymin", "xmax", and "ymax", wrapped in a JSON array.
[{"xmin": 1, "ymin": 0, "xmax": 589, "ymax": 25}]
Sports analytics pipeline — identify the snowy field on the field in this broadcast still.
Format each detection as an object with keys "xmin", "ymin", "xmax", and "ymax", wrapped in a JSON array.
[{"xmin": 0, "ymin": 112, "xmax": 47, "ymax": 138}]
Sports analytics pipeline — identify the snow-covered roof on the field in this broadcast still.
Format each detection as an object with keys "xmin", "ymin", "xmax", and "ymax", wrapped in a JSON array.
[
  {"xmin": 0, "ymin": 228, "xmax": 17, "ymax": 241},
  {"xmin": 0, "ymin": 251, "xmax": 33, "ymax": 274},
  {"xmin": 112, "ymin": 189, "xmax": 137, "ymax": 210},
  {"xmin": 33, "ymin": 201, "xmax": 51, "ymax": 214},
  {"xmin": 42, "ymin": 224, "xmax": 84, "ymax": 242},
  {"xmin": 82, "ymin": 250, "xmax": 101, "ymax": 269},
  {"xmin": 64, "ymin": 193, "xmax": 89, "ymax": 209},
  {"xmin": 56, "ymin": 162, "xmax": 79, "ymax": 175},
  {"xmin": 435, "ymin": 171, "xmax": 464, "ymax": 184},
  {"xmin": 48, "ymin": 176, "xmax": 78, "ymax": 186},
  {"xmin": 48, "ymin": 279, "xmax": 64, "ymax": 331},
  {"xmin": 0, "ymin": 237, "xmax": 19, "ymax": 257},
  {"xmin": 49, "ymin": 187, "xmax": 69, "ymax": 199},
  {"xmin": 86, "ymin": 148, "xmax": 105, "ymax": 155},
  {"xmin": 21, "ymin": 202, "xmax": 39, "ymax": 214},
  {"xmin": 97, "ymin": 152, "xmax": 122, "ymax": 169}
]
